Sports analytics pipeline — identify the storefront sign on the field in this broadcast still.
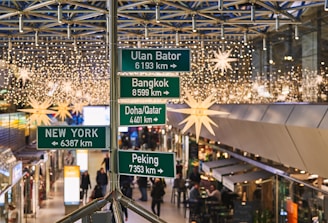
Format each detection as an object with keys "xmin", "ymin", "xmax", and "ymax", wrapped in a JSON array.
[{"xmin": 11, "ymin": 161, "xmax": 22, "ymax": 185}]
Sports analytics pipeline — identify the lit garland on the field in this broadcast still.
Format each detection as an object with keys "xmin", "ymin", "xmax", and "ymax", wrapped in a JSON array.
[
  {"xmin": 1, "ymin": 39, "xmax": 110, "ymax": 107},
  {"xmin": 0, "ymin": 36, "xmax": 327, "ymax": 111}
]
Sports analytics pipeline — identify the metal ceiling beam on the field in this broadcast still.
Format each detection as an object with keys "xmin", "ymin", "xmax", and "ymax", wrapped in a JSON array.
[
  {"xmin": 67, "ymin": 1, "xmax": 107, "ymax": 14},
  {"xmin": 118, "ymin": 1, "xmax": 152, "ymax": 11},
  {"xmin": 23, "ymin": 0, "xmax": 57, "ymax": 12},
  {"xmin": 255, "ymin": 1, "xmax": 298, "ymax": 21},
  {"xmin": 0, "ymin": 1, "xmax": 57, "ymax": 20}
]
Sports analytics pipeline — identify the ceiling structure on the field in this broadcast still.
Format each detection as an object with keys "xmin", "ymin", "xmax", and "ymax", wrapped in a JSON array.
[
  {"xmin": 0, "ymin": 0, "xmax": 324, "ymax": 47},
  {"xmin": 0, "ymin": 0, "xmax": 327, "ymax": 183}
]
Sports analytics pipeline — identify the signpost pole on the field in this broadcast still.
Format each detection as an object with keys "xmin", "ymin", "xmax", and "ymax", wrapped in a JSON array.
[
  {"xmin": 108, "ymin": 0, "xmax": 123, "ymax": 223},
  {"xmin": 108, "ymin": 2, "xmax": 168, "ymax": 222}
]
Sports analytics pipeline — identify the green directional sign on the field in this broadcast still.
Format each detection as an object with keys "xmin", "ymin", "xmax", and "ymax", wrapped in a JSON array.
[
  {"xmin": 120, "ymin": 76, "xmax": 180, "ymax": 99},
  {"xmin": 118, "ymin": 150, "xmax": 175, "ymax": 178},
  {"xmin": 118, "ymin": 48, "xmax": 190, "ymax": 72},
  {"xmin": 37, "ymin": 126, "xmax": 109, "ymax": 149},
  {"xmin": 119, "ymin": 104, "xmax": 166, "ymax": 126}
]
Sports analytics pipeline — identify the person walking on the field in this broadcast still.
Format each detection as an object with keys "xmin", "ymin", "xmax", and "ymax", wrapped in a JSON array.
[
  {"xmin": 137, "ymin": 176, "xmax": 148, "ymax": 201},
  {"xmin": 173, "ymin": 173, "xmax": 187, "ymax": 207},
  {"xmin": 120, "ymin": 175, "xmax": 133, "ymax": 221},
  {"xmin": 96, "ymin": 167, "xmax": 108, "ymax": 196},
  {"xmin": 101, "ymin": 152, "xmax": 110, "ymax": 174},
  {"xmin": 188, "ymin": 166, "xmax": 201, "ymax": 187},
  {"xmin": 150, "ymin": 178, "xmax": 165, "ymax": 217},
  {"xmin": 176, "ymin": 160, "xmax": 183, "ymax": 177},
  {"xmin": 90, "ymin": 183, "xmax": 103, "ymax": 201},
  {"xmin": 64, "ymin": 151, "xmax": 75, "ymax": 165},
  {"xmin": 80, "ymin": 170, "xmax": 91, "ymax": 203}
]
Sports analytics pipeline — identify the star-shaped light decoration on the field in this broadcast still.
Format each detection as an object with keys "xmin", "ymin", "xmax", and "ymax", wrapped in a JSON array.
[
  {"xmin": 208, "ymin": 49, "xmax": 238, "ymax": 73},
  {"xmin": 16, "ymin": 67, "xmax": 32, "ymax": 86},
  {"xmin": 62, "ymin": 81, "xmax": 72, "ymax": 93},
  {"xmin": 18, "ymin": 97, "xmax": 54, "ymax": 126},
  {"xmin": 168, "ymin": 92, "xmax": 230, "ymax": 142},
  {"xmin": 51, "ymin": 102, "xmax": 72, "ymax": 121},
  {"xmin": 71, "ymin": 101, "xmax": 88, "ymax": 115}
]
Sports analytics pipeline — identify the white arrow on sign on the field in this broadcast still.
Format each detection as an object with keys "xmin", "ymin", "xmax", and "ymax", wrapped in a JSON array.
[
  {"xmin": 153, "ymin": 117, "xmax": 158, "ymax": 122},
  {"xmin": 170, "ymin": 63, "xmax": 177, "ymax": 68},
  {"xmin": 163, "ymin": 90, "xmax": 170, "ymax": 95},
  {"xmin": 52, "ymin": 141, "xmax": 58, "ymax": 146},
  {"xmin": 157, "ymin": 168, "xmax": 164, "ymax": 174}
]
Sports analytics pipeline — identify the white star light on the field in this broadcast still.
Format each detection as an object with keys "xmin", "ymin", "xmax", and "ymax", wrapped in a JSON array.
[
  {"xmin": 17, "ymin": 68, "xmax": 32, "ymax": 86},
  {"xmin": 51, "ymin": 102, "xmax": 72, "ymax": 121},
  {"xmin": 18, "ymin": 97, "xmax": 54, "ymax": 126},
  {"xmin": 168, "ymin": 92, "xmax": 230, "ymax": 142},
  {"xmin": 62, "ymin": 81, "xmax": 72, "ymax": 93},
  {"xmin": 209, "ymin": 49, "xmax": 238, "ymax": 73},
  {"xmin": 71, "ymin": 101, "xmax": 88, "ymax": 115}
]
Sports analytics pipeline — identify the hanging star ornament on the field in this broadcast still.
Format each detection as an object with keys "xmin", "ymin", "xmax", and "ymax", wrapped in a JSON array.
[
  {"xmin": 208, "ymin": 49, "xmax": 238, "ymax": 73},
  {"xmin": 168, "ymin": 92, "xmax": 230, "ymax": 142},
  {"xmin": 51, "ymin": 102, "xmax": 72, "ymax": 121},
  {"xmin": 71, "ymin": 101, "xmax": 88, "ymax": 115},
  {"xmin": 18, "ymin": 97, "xmax": 54, "ymax": 126},
  {"xmin": 16, "ymin": 67, "xmax": 32, "ymax": 86}
]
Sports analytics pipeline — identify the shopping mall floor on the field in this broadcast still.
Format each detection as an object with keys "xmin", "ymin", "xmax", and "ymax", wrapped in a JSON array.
[{"xmin": 24, "ymin": 150, "xmax": 189, "ymax": 223}]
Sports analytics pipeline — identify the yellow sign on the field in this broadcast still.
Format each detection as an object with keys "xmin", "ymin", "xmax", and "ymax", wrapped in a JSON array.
[
  {"xmin": 64, "ymin": 165, "xmax": 80, "ymax": 178},
  {"xmin": 64, "ymin": 165, "xmax": 80, "ymax": 205}
]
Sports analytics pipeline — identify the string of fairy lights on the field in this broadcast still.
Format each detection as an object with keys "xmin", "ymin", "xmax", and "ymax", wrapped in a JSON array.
[
  {"xmin": 1, "ymin": 39, "xmax": 110, "ymax": 107},
  {"xmin": 0, "ymin": 36, "xmax": 327, "ymax": 116}
]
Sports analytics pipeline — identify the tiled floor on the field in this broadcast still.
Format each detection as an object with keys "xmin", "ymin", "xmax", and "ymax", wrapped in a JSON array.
[{"xmin": 25, "ymin": 150, "xmax": 189, "ymax": 223}]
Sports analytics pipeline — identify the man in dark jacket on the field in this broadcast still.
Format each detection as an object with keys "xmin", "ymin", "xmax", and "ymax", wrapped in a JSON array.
[
  {"xmin": 80, "ymin": 170, "xmax": 91, "ymax": 203},
  {"xmin": 120, "ymin": 175, "xmax": 133, "ymax": 221},
  {"xmin": 150, "ymin": 178, "xmax": 165, "ymax": 217},
  {"xmin": 137, "ymin": 176, "xmax": 148, "ymax": 201},
  {"xmin": 96, "ymin": 167, "xmax": 108, "ymax": 196}
]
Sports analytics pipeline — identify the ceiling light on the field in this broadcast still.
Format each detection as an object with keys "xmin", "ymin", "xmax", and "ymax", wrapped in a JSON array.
[
  {"xmin": 58, "ymin": 3, "xmax": 63, "ymax": 23},
  {"xmin": 67, "ymin": 24, "xmax": 71, "ymax": 39},
  {"xmin": 145, "ymin": 25, "xmax": 149, "ymax": 39},
  {"xmin": 325, "ymin": 0, "xmax": 328, "ymax": 11},
  {"xmin": 192, "ymin": 15, "xmax": 197, "ymax": 32},
  {"xmin": 175, "ymin": 31, "xmax": 180, "ymax": 46},
  {"xmin": 19, "ymin": 14, "xmax": 23, "ymax": 33},
  {"xmin": 8, "ymin": 39, "xmax": 12, "ymax": 51},
  {"xmin": 295, "ymin": 25, "xmax": 299, "ymax": 40},
  {"xmin": 155, "ymin": 4, "xmax": 160, "ymax": 23},
  {"xmin": 244, "ymin": 31, "xmax": 247, "ymax": 44},
  {"xmin": 73, "ymin": 38, "xmax": 77, "ymax": 52},
  {"xmin": 221, "ymin": 24, "xmax": 225, "ymax": 39},
  {"xmin": 263, "ymin": 37, "xmax": 267, "ymax": 51},
  {"xmin": 218, "ymin": 0, "xmax": 223, "ymax": 11},
  {"xmin": 275, "ymin": 14, "xmax": 280, "ymax": 31},
  {"xmin": 251, "ymin": 4, "xmax": 255, "ymax": 22},
  {"xmin": 35, "ymin": 31, "xmax": 39, "ymax": 46}
]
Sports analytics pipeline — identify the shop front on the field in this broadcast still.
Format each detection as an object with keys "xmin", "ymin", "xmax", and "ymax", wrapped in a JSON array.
[
  {"xmin": 14, "ymin": 148, "xmax": 54, "ymax": 217},
  {"xmin": 0, "ymin": 149, "xmax": 24, "ymax": 223},
  {"xmin": 202, "ymin": 158, "xmax": 240, "ymax": 174}
]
